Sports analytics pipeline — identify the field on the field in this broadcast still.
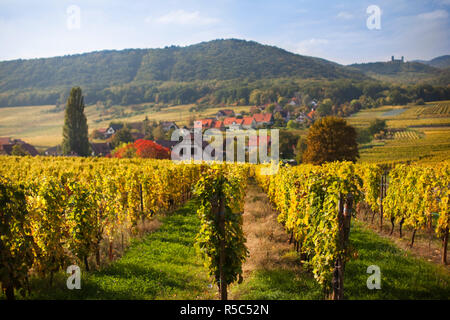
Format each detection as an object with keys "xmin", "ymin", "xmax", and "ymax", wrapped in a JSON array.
[
  {"xmin": 393, "ymin": 130, "xmax": 420, "ymax": 140},
  {"xmin": 20, "ymin": 198, "xmax": 450, "ymax": 300},
  {"xmin": 0, "ymin": 104, "xmax": 250, "ymax": 150},
  {"xmin": 1, "ymin": 99, "xmax": 450, "ymax": 302},
  {"xmin": 347, "ymin": 101, "xmax": 450, "ymax": 163},
  {"xmin": 1, "ymin": 100, "xmax": 449, "ymax": 162},
  {"xmin": 410, "ymin": 102, "xmax": 450, "ymax": 118},
  {"xmin": 1, "ymin": 158, "xmax": 449, "ymax": 301}
]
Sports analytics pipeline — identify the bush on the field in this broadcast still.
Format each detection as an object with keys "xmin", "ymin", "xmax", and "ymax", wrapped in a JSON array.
[
  {"xmin": 356, "ymin": 128, "xmax": 372, "ymax": 144},
  {"xmin": 415, "ymin": 98, "xmax": 425, "ymax": 105},
  {"xmin": 111, "ymin": 140, "xmax": 170, "ymax": 159},
  {"xmin": 11, "ymin": 144, "xmax": 30, "ymax": 156},
  {"xmin": 368, "ymin": 119, "xmax": 386, "ymax": 136}
]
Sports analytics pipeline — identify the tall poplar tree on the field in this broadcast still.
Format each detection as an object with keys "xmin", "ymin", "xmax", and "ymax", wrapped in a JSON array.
[{"xmin": 62, "ymin": 87, "xmax": 90, "ymax": 156}]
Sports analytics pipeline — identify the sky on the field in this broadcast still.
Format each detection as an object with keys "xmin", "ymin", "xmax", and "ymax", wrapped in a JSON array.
[{"xmin": 0, "ymin": 0, "xmax": 449, "ymax": 65}]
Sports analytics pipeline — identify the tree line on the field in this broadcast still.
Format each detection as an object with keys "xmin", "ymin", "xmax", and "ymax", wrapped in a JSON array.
[{"xmin": 1, "ymin": 78, "xmax": 449, "ymax": 113}]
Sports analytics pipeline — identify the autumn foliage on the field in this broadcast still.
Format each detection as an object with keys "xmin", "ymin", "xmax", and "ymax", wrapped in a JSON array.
[
  {"xmin": 302, "ymin": 116, "xmax": 359, "ymax": 165},
  {"xmin": 111, "ymin": 139, "xmax": 171, "ymax": 159}
]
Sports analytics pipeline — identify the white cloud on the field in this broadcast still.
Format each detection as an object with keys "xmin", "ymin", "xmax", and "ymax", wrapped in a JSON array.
[
  {"xmin": 417, "ymin": 10, "xmax": 448, "ymax": 20},
  {"xmin": 149, "ymin": 10, "xmax": 219, "ymax": 26},
  {"xmin": 336, "ymin": 11, "xmax": 354, "ymax": 20},
  {"xmin": 298, "ymin": 38, "xmax": 329, "ymax": 46},
  {"xmin": 295, "ymin": 38, "xmax": 329, "ymax": 55}
]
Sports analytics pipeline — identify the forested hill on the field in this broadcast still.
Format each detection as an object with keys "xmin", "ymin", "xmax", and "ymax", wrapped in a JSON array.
[
  {"xmin": 347, "ymin": 60, "xmax": 445, "ymax": 84},
  {"xmin": 0, "ymin": 39, "xmax": 365, "ymax": 92},
  {"xmin": 132, "ymin": 40, "xmax": 365, "ymax": 81},
  {"xmin": 348, "ymin": 61, "xmax": 438, "ymax": 75},
  {"xmin": 414, "ymin": 55, "xmax": 450, "ymax": 69}
]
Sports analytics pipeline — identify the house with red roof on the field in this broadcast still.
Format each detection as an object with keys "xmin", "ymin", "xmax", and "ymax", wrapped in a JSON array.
[
  {"xmin": 295, "ymin": 112, "xmax": 312, "ymax": 123},
  {"xmin": 252, "ymin": 113, "xmax": 274, "ymax": 127},
  {"xmin": 307, "ymin": 110, "xmax": 316, "ymax": 119},
  {"xmin": 0, "ymin": 137, "xmax": 39, "ymax": 156},
  {"xmin": 96, "ymin": 128, "xmax": 107, "ymax": 138},
  {"xmin": 223, "ymin": 117, "xmax": 244, "ymax": 129},
  {"xmin": 242, "ymin": 117, "xmax": 256, "ymax": 129},
  {"xmin": 197, "ymin": 119, "xmax": 215, "ymax": 129},
  {"xmin": 213, "ymin": 120, "xmax": 224, "ymax": 130},
  {"xmin": 288, "ymin": 97, "xmax": 300, "ymax": 106},
  {"xmin": 0, "ymin": 137, "xmax": 12, "ymax": 145},
  {"xmin": 216, "ymin": 109, "xmax": 235, "ymax": 119}
]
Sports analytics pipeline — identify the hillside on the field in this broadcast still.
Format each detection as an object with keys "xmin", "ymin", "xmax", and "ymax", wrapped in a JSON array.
[
  {"xmin": 348, "ymin": 60, "xmax": 442, "ymax": 84},
  {"xmin": 132, "ymin": 40, "xmax": 365, "ymax": 81},
  {"xmin": 0, "ymin": 39, "xmax": 365, "ymax": 93},
  {"xmin": 414, "ymin": 55, "xmax": 450, "ymax": 69}
]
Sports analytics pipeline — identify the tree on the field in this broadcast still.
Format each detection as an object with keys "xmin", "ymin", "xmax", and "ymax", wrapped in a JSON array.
[
  {"xmin": 317, "ymin": 98, "xmax": 333, "ymax": 116},
  {"xmin": 91, "ymin": 130, "xmax": 105, "ymax": 140},
  {"xmin": 134, "ymin": 139, "xmax": 170, "ymax": 159},
  {"xmin": 11, "ymin": 144, "xmax": 30, "ymax": 156},
  {"xmin": 295, "ymin": 137, "xmax": 307, "ymax": 164},
  {"xmin": 302, "ymin": 94, "xmax": 311, "ymax": 106},
  {"xmin": 277, "ymin": 96, "xmax": 287, "ymax": 105},
  {"xmin": 279, "ymin": 131, "xmax": 298, "ymax": 159},
  {"xmin": 249, "ymin": 89, "xmax": 262, "ymax": 105},
  {"xmin": 110, "ymin": 143, "xmax": 136, "ymax": 159},
  {"xmin": 303, "ymin": 117, "xmax": 359, "ymax": 164},
  {"xmin": 143, "ymin": 116, "xmax": 152, "ymax": 137},
  {"xmin": 111, "ymin": 127, "xmax": 133, "ymax": 148},
  {"xmin": 287, "ymin": 120, "xmax": 299, "ymax": 129},
  {"xmin": 152, "ymin": 125, "xmax": 165, "ymax": 140},
  {"xmin": 111, "ymin": 140, "xmax": 170, "ymax": 159},
  {"xmin": 267, "ymin": 104, "xmax": 276, "ymax": 114},
  {"xmin": 62, "ymin": 87, "xmax": 90, "ymax": 156},
  {"xmin": 356, "ymin": 128, "xmax": 372, "ymax": 144},
  {"xmin": 350, "ymin": 99, "xmax": 362, "ymax": 111},
  {"xmin": 368, "ymin": 119, "xmax": 386, "ymax": 136},
  {"xmin": 273, "ymin": 112, "xmax": 284, "ymax": 127}
]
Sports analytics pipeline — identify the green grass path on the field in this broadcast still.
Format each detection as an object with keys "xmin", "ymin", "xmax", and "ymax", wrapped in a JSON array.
[
  {"xmin": 231, "ymin": 221, "xmax": 450, "ymax": 300},
  {"xmin": 345, "ymin": 221, "xmax": 450, "ymax": 299},
  {"xmin": 27, "ymin": 200, "xmax": 215, "ymax": 299},
  {"xmin": 24, "ymin": 199, "xmax": 450, "ymax": 300}
]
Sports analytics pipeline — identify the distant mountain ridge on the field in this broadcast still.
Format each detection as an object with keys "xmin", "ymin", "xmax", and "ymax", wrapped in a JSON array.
[
  {"xmin": 348, "ymin": 58, "xmax": 447, "ymax": 84},
  {"xmin": 413, "ymin": 55, "xmax": 450, "ymax": 69},
  {"xmin": 0, "ymin": 40, "xmax": 447, "ymax": 108},
  {"xmin": 348, "ymin": 60, "xmax": 438, "ymax": 75},
  {"xmin": 0, "ymin": 39, "xmax": 366, "ymax": 93}
]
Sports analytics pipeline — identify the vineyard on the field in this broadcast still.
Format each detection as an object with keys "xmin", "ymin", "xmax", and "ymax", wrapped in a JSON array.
[
  {"xmin": 414, "ymin": 102, "xmax": 450, "ymax": 118},
  {"xmin": 254, "ymin": 161, "xmax": 449, "ymax": 298},
  {"xmin": 0, "ymin": 156, "xmax": 449, "ymax": 300},
  {"xmin": 393, "ymin": 130, "xmax": 420, "ymax": 140}
]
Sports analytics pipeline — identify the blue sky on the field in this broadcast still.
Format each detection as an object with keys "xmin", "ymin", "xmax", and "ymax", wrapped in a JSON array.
[{"xmin": 0, "ymin": 0, "xmax": 449, "ymax": 64}]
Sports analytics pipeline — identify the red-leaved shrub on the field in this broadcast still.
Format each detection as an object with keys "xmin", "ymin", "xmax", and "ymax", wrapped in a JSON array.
[{"xmin": 111, "ymin": 140, "xmax": 170, "ymax": 159}]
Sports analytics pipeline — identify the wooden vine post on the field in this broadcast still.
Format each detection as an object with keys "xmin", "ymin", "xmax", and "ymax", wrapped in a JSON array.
[
  {"xmin": 331, "ymin": 193, "xmax": 354, "ymax": 300},
  {"xmin": 217, "ymin": 190, "xmax": 227, "ymax": 300},
  {"xmin": 380, "ymin": 173, "xmax": 384, "ymax": 232},
  {"xmin": 443, "ymin": 227, "xmax": 449, "ymax": 265},
  {"xmin": 139, "ymin": 183, "xmax": 144, "ymax": 223}
]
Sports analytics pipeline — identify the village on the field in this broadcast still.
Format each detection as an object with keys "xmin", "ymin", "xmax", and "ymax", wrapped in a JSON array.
[{"xmin": 0, "ymin": 97, "xmax": 318, "ymax": 158}]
